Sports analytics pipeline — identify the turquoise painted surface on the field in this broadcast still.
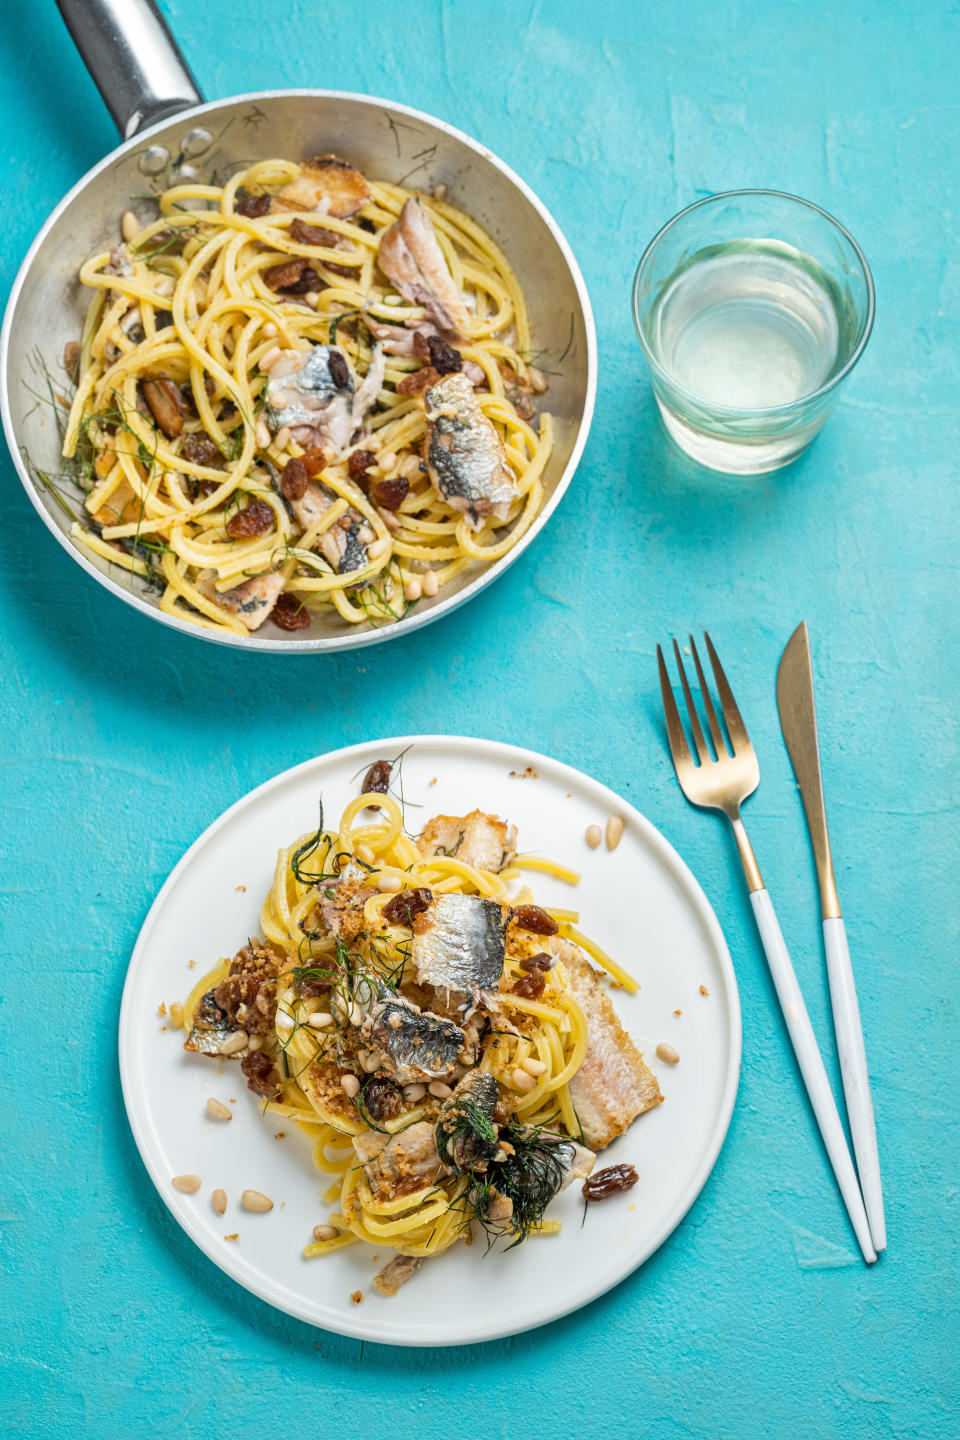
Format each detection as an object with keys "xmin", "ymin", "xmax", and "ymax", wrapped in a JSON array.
[{"xmin": 1, "ymin": 0, "xmax": 957, "ymax": 1435}]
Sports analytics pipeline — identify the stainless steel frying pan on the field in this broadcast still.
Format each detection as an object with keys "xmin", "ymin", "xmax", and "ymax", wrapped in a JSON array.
[{"xmin": 1, "ymin": 0, "xmax": 596, "ymax": 653}]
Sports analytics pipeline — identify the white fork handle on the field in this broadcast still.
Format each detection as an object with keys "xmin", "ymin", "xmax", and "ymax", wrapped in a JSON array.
[
  {"xmin": 823, "ymin": 917, "xmax": 886, "ymax": 1251},
  {"xmin": 749, "ymin": 889, "xmax": 877, "ymax": 1264}
]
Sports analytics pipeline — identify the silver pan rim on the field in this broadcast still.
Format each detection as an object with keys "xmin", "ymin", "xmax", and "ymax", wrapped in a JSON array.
[{"xmin": 1, "ymin": 88, "xmax": 597, "ymax": 655}]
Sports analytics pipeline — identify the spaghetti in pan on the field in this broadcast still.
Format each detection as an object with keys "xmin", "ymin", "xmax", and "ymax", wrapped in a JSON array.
[{"xmin": 58, "ymin": 154, "xmax": 553, "ymax": 636}]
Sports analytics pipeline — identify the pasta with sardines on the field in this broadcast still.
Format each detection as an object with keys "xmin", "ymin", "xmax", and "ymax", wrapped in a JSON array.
[
  {"xmin": 175, "ymin": 761, "xmax": 663, "ymax": 1297},
  {"xmin": 59, "ymin": 153, "xmax": 552, "ymax": 636}
]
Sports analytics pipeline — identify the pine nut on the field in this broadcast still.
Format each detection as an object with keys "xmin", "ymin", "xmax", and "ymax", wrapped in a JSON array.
[
  {"xmin": 428, "ymin": 1080, "xmax": 452, "ymax": 1099},
  {"xmin": 378, "ymin": 450, "xmax": 397, "ymax": 473},
  {"xmin": 313, "ymin": 1223, "xmax": 338, "ymax": 1241},
  {"xmin": 403, "ymin": 1083, "xmax": 426, "ymax": 1102},
  {"xmin": 404, "ymin": 577, "xmax": 422, "ymax": 602},
  {"xmin": 219, "ymin": 1030, "xmax": 247, "ymax": 1055},
  {"xmin": 308, "ymin": 1011, "xmax": 333, "ymax": 1029},
  {"xmin": 241, "ymin": 1189, "xmax": 274, "ymax": 1212},
  {"xmin": 367, "ymin": 537, "xmax": 391, "ymax": 562},
  {"xmin": 383, "ymin": 295, "xmax": 402, "ymax": 307},
  {"xmin": 377, "ymin": 506, "xmax": 401, "ymax": 532},
  {"xmin": 206, "ymin": 1097, "xmax": 233, "ymax": 1122},
  {"xmin": 169, "ymin": 1000, "xmax": 185, "ymax": 1029},
  {"xmin": 421, "ymin": 570, "xmax": 439, "ymax": 597},
  {"xmin": 341, "ymin": 1074, "xmax": 361, "ymax": 1099},
  {"xmin": 172, "ymin": 1174, "xmax": 201, "ymax": 1193},
  {"xmin": 432, "ymin": 182, "xmax": 448, "ymax": 201},
  {"xmin": 521, "ymin": 1057, "xmax": 548, "ymax": 1076},
  {"xmin": 304, "ymin": 290, "xmax": 319, "ymax": 307},
  {"xmin": 263, "ymin": 322, "xmax": 278, "ymax": 338},
  {"xmin": 260, "ymin": 344, "xmax": 282, "ymax": 371},
  {"xmin": 527, "ymin": 365, "xmax": 548, "ymax": 394},
  {"xmin": 354, "ymin": 842, "xmax": 374, "ymax": 865},
  {"xmin": 359, "ymin": 1050, "xmax": 379, "ymax": 1073},
  {"xmin": 585, "ymin": 824, "xmax": 602, "ymax": 848},
  {"xmin": 121, "ymin": 210, "xmax": 140, "ymax": 242},
  {"xmin": 606, "ymin": 816, "xmax": 625, "ymax": 851},
  {"xmin": 255, "ymin": 419, "xmax": 271, "ymax": 449},
  {"xmin": 377, "ymin": 875, "xmax": 402, "ymax": 893},
  {"xmin": 348, "ymin": 1003, "xmax": 365, "ymax": 1027},
  {"xmin": 212, "ymin": 1188, "xmax": 227, "ymax": 1215},
  {"xmin": 510, "ymin": 1068, "xmax": 536, "ymax": 1093},
  {"xmin": 246, "ymin": 1033, "xmax": 264, "ymax": 1051},
  {"xmin": 274, "ymin": 425, "xmax": 291, "ymax": 451},
  {"xmin": 275, "ymin": 1011, "xmax": 294, "ymax": 1033},
  {"xmin": 656, "ymin": 1042, "xmax": 680, "ymax": 1065}
]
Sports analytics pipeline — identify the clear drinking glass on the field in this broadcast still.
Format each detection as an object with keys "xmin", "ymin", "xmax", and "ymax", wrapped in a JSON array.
[{"xmin": 632, "ymin": 190, "xmax": 875, "ymax": 474}]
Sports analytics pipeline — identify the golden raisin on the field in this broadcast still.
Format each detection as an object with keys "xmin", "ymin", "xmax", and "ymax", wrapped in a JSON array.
[
  {"xmin": 369, "ymin": 475, "xmax": 409, "ymax": 511},
  {"xmin": 512, "ymin": 905, "xmax": 559, "ymax": 936},
  {"xmin": 272, "ymin": 593, "xmax": 310, "ymax": 631},
  {"xmin": 225, "ymin": 499, "xmax": 274, "ymax": 538},
  {"xmin": 582, "ymin": 1164, "xmax": 639, "ymax": 1201},
  {"xmin": 281, "ymin": 455, "xmax": 309, "ymax": 501}
]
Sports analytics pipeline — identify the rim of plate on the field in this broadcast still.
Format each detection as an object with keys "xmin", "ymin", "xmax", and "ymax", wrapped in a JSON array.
[{"xmin": 118, "ymin": 735, "xmax": 742, "ymax": 1345}]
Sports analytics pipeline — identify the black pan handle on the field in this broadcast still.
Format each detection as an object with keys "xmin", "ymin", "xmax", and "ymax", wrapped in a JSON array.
[{"xmin": 55, "ymin": 0, "xmax": 203, "ymax": 138}]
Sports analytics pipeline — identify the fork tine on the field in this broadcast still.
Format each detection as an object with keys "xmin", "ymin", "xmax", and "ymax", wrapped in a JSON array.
[
  {"xmin": 657, "ymin": 644, "xmax": 694, "ymax": 772},
  {"xmin": 704, "ymin": 631, "xmax": 752, "ymax": 752},
  {"xmin": 689, "ymin": 634, "xmax": 730, "ymax": 758},
  {"xmin": 672, "ymin": 640, "xmax": 711, "ymax": 765}
]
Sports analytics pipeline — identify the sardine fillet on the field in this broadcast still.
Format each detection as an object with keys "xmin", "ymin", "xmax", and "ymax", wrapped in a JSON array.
[
  {"xmin": 368, "ymin": 995, "xmax": 464, "ymax": 1083},
  {"xmin": 561, "ymin": 942, "xmax": 663, "ymax": 1149},
  {"xmin": 412, "ymin": 893, "xmax": 508, "ymax": 995},
  {"xmin": 275, "ymin": 155, "xmax": 371, "ymax": 218},
  {"xmin": 377, "ymin": 199, "xmax": 471, "ymax": 335},
  {"xmin": 419, "ymin": 809, "xmax": 517, "ymax": 873},
  {"xmin": 290, "ymin": 483, "xmax": 370, "ymax": 577},
  {"xmin": 424, "ymin": 373, "xmax": 518, "ymax": 529},
  {"xmin": 196, "ymin": 570, "xmax": 284, "ymax": 631},
  {"xmin": 353, "ymin": 1120, "xmax": 445, "ymax": 1200}
]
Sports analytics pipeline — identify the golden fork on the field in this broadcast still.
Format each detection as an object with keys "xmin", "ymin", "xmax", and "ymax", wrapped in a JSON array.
[{"xmin": 656, "ymin": 633, "xmax": 876, "ymax": 1264}]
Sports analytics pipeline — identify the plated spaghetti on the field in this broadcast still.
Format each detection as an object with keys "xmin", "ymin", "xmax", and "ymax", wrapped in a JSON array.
[
  {"xmin": 60, "ymin": 154, "xmax": 552, "ymax": 636},
  {"xmin": 174, "ymin": 761, "xmax": 662, "ymax": 1295}
]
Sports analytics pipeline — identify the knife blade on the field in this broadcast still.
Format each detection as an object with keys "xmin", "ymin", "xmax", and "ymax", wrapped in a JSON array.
[
  {"xmin": 776, "ymin": 620, "xmax": 886, "ymax": 1251},
  {"xmin": 776, "ymin": 620, "xmax": 841, "ymax": 919}
]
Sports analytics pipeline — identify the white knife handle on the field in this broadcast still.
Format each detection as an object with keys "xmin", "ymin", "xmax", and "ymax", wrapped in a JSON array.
[
  {"xmin": 749, "ymin": 889, "xmax": 876, "ymax": 1264},
  {"xmin": 823, "ymin": 916, "xmax": 886, "ymax": 1252}
]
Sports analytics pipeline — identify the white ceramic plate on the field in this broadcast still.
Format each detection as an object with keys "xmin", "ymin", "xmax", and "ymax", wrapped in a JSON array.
[{"xmin": 120, "ymin": 736, "xmax": 741, "ymax": 1346}]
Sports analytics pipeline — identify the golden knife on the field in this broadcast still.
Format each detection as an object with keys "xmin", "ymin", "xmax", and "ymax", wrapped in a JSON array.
[{"xmin": 776, "ymin": 621, "xmax": 885, "ymax": 1252}]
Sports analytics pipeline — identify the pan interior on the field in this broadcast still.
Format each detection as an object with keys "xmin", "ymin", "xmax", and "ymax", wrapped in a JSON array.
[{"xmin": 2, "ymin": 92, "xmax": 594, "ymax": 651}]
